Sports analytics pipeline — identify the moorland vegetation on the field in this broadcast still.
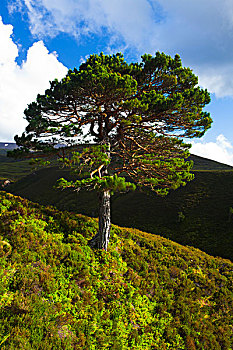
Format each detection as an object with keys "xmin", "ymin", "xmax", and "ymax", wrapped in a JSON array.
[
  {"xmin": 2, "ymin": 153, "xmax": 233, "ymax": 261},
  {"xmin": 1, "ymin": 191, "xmax": 233, "ymax": 349}
]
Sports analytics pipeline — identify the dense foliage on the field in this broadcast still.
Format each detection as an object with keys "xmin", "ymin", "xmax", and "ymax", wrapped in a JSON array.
[
  {"xmin": 0, "ymin": 191, "xmax": 232, "ymax": 349},
  {"xmin": 11, "ymin": 52, "xmax": 212, "ymax": 250}
]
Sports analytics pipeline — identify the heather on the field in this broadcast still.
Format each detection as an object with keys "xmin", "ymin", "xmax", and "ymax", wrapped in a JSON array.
[{"xmin": 1, "ymin": 191, "xmax": 233, "ymax": 349}]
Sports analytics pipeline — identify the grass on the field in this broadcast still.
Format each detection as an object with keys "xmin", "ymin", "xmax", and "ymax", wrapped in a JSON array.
[{"xmin": 0, "ymin": 191, "xmax": 233, "ymax": 349}]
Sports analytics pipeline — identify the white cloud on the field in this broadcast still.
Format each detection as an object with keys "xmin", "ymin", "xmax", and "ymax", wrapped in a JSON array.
[
  {"xmin": 0, "ymin": 16, "xmax": 67, "ymax": 141},
  {"xmin": 153, "ymin": 0, "xmax": 233, "ymax": 98},
  {"xmin": 10, "ymin": 0, "xmax": 233, "ymax": 97},
  {"xmin": 9, "ymin": 0, "xmax": 159, "ymax": 52},
  {"xmin": 197, "ymin": 65, "xmax": 233, "ymax": 98},
  {"xmin": 190, "ymin": 134, "xmax": 233, "ymax": 166}
]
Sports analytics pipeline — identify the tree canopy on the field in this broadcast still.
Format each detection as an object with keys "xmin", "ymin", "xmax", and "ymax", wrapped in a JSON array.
[{"xmin": 11, "ymin": 52, "xmax": 212, "ymax": 250}]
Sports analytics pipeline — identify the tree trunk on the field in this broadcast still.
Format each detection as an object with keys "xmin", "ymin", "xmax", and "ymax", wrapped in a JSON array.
[
  {"xmin": 88, "ymin": 190, "xmax": 111, "ymax": 251},
  {"xmin": 88, "ymin": 139, "xmax": 111, "ymax": 251}
]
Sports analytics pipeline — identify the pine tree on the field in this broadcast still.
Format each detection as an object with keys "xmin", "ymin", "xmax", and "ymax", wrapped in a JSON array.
[{"xmin": 11, "ymin": 52, "xmax": 212, "ymax": 250}]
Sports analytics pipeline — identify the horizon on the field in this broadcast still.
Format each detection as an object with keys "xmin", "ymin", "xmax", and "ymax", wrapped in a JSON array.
[
  {"xmin": 1, "ymin": 0, "xmax": 233, "ymax": 165},
  {"xmin": 1, "ymin": 141, "xmax": 232, "ymax": 168}
]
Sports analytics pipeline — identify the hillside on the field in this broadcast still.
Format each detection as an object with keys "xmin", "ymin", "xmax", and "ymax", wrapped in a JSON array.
[
  {"xmin": 0, "ymin": 191, "xmax": 233, "ymax": 349},
  {"xmin": 0, "ymin": 143, "xmax": 18, "ymax": 150},
  {"xmin": 1, "ymin": 143, "xmax": 233, "ymax": 170},
  {"xmin": 0, "ymin": 148, "xmax": 33, "ymax": 182},
  {"xmin": 0, "ymin": 148, "xmax": 232, "ymax": 183},
  {"xmin": 190, "ymin": 154, "xmax": 233, "ymax": 170},
  {"xmin": 2, "ymin": 162, "xmax": 233, "ymax": 261}
]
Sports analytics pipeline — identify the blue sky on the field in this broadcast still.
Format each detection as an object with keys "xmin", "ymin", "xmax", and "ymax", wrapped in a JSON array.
[{"xmin": 1, "ymin": 0, "xmax": 233, "ymax": 165}]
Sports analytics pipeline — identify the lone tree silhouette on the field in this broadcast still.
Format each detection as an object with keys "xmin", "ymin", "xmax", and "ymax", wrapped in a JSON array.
[{"xmin": 12, "ymin": 52, "xmax": 212, "ymax": 250}]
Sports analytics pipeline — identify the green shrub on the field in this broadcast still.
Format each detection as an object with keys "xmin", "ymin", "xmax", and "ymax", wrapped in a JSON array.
[{"xmin": 0, "ymin": 191, "xmax": 233, "ymax": 349}]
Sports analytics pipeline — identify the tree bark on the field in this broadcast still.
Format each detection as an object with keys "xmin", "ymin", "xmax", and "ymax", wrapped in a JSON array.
[
  {"xmin": 88, "ymin": 138, "xmax": 111, "ymax": 250},
  {"xmin": 88, "ymin": 190, "xmax": 111, "ymax": 251}
]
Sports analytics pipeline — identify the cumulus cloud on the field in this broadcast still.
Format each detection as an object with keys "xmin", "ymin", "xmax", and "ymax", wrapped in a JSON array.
[
  {"xmin": 197, "ymin": 66, "xmax": 233, "ymax": 98},
  {"xmin": 9, "ymin": 0, "xmax": 233, "ymax": 97},
  {"xmin": 0, "ymin": 16, "xmax": 67, "ymax": 141},
  {"xmin": 9, "ymin": 0, "xmax": 158, "ymax": 52},
  {"xmin": 154, "ymin": 0, "xmax": 233, "ymax": 98},
  {"xmin": 190, "ymin": 134, "xmax": 233, "ymax": 166}
]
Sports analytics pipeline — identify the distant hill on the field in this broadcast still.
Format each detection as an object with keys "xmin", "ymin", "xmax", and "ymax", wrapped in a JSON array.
[
  {"xmin": 0, "ymin": 141, "xmax": 233, "ymax": 168},
  {"xmin": 1, "ymin": 191, "xmax": 233, "ymax": 349},
  {"xmin": 0, "ymin": 142, "xmax": 18, "ymax": 150},
  {"xmin": 190, "ymin": 154, "xmax": 233, "ymax": 170},
  {"xmin": 0, "ymin": 148, "xmax": 32, "ymax": 181},
  {"xmin": 0, "ymin": 151, "xmax": 232, "ymax": 260},
  {"xmin": 1, "ymin": 146, "xmax": 233, "ymax": 260}
]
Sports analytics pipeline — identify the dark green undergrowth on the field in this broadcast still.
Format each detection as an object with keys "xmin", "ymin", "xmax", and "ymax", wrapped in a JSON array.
[
  {"xmin": 6, "ymin": 167, "xmax": 233, "ymax": 260},
  {"xmin": 0, "ymin": 191, "xmax": 233, "ymax": 349},
  {"xmin": 2, "ymin": 149, "xmax": 233, "ymax": 260}
]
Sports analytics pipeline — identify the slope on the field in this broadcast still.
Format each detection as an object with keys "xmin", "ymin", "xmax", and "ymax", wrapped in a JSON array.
[
  {"xmin": 3, "ymin": 160, "xmax": 233, "ymax": 261},
  {"xmin": 0, "ymin": 191, "xmax": 233, "ymax": 349},
  {"xmin": 0, "ymin": 149, "xmax": 232, "ymax": 183}
]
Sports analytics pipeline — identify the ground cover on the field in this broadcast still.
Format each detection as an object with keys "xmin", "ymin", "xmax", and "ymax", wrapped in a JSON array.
[{"xmin": 0, "ymin": 191, "xmax": 233, "ymax": 349}]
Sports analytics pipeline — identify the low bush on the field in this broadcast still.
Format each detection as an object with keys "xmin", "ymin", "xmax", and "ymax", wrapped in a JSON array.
[{"xmin": 0, "ymin": 191, "xmax": 233, "ymax": 349}]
